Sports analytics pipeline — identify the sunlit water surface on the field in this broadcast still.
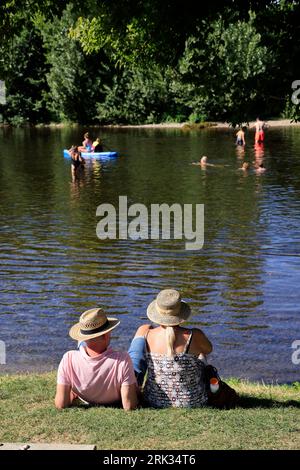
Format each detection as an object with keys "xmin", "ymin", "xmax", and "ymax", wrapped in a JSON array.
[{"xmin": 0, "ymin": 126, "xmax": 300, "ymax": 383}]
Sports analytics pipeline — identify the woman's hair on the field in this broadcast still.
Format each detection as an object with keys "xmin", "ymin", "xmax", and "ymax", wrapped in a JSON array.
[{"xmin": 165, "ymin": 326, "xmax": 176, "ymax": 357}]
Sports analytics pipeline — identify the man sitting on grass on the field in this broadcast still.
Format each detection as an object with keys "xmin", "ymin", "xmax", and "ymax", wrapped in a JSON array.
[{"xmin": 55, "ymin": 308, "xmax": 138, "ymax": 410}]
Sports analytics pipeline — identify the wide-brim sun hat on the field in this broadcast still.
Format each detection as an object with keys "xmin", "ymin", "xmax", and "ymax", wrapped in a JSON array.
[
  {"xmin": 147, "ymin": 289, "xmax": 191, "ymax": 326},
  {"xmin": 69, "ymin": 307, "xmax": 120, "ymax": 341}
]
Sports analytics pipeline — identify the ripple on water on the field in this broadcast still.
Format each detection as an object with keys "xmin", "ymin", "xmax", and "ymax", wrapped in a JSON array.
[{"xmin": 0, "ymin": 127, "xmax": 300, "ymax": 382}]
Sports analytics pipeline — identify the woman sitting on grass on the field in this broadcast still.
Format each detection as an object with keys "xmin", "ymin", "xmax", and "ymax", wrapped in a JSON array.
[{"xmin": 129, "ymin": 289, "xmax": 212, "ymax": 408}]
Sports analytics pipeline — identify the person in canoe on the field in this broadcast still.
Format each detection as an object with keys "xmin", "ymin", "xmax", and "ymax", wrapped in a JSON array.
[
  {"xmin": 78, "ymin": 132, "xmax": 93, "ymax": 152},
  {"xmin": 92, "ymin": 137, "xmax": 103, "ymax": 152}
]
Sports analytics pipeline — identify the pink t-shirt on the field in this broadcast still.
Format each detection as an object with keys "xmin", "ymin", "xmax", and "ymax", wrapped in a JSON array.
[{"xmin": 57, "ymin": 346, "xmax": 136, "ymax": 404}]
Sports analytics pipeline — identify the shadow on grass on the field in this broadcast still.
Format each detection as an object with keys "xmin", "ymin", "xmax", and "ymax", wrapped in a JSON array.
[
  {"xmin": 71, "ymin": 396, "xmax": 300, "ymax": 411},
  {"xmin": 237, "ymin": 395, "xmax": 300, "ymax": 409}
]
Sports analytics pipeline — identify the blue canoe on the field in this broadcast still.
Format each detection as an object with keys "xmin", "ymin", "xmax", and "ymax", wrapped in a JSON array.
[{"xmin": 63, "ymin": 149, "xmax": 118, "ymax": 160}]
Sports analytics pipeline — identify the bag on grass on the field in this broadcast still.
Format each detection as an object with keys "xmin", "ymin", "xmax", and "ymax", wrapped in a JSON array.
[{"xmin": 204, "ymin": 364, "xmax": 238, "ymax": 409}]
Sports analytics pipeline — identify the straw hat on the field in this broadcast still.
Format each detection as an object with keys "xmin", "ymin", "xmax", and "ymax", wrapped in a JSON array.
[
  {"xmin": 69, "ymin": 308, "xmax": 120, "ymax": 341},
  {"xmin": 147, "ymin": 289, "xmax": 191, "ymax": 326}
]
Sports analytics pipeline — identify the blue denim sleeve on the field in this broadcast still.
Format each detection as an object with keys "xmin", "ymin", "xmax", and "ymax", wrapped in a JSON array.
[{"xmin": 128, "ymin": 336, "xmax": 147, "ymax": 386}]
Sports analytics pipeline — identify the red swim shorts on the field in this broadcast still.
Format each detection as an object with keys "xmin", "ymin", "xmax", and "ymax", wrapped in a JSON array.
[{"xmin": 255, "ymin": 131, "xmax": 264, "ymax": 142}]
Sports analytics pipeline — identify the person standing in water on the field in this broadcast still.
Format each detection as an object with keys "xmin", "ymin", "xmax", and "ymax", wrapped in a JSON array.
[
  {"xmin": 254, "ymin": 117, "xmax": 266, "ymax": 144},
  {"xmin": 68, "ymin": 145, "xmax": 85, "ymax": 179},
  {"xmin": 236, "ymin": 127, "xmax": 246, "ymax": 146}
]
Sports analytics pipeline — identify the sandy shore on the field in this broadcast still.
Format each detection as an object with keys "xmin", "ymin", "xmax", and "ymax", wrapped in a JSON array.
[
  {"xmin": 214, "ymin": 119, "xmax": 300, "ymax": 129},
  {"xmin": 2, "ymin": 119, "xmax": 300, "ymax": 129},
  {"xmin": 101, "ymin": 119, "xmax": 300, "ymax": 129}
]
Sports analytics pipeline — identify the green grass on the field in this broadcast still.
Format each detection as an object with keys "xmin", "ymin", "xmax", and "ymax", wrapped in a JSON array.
[{"xmin": 0, "ymin": 373, "xmax": 300, "ymax": 450}]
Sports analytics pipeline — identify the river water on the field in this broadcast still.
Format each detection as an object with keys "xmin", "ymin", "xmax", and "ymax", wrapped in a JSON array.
[{"xmin": 0, "ymin": 126, "xmax": 299, "ymax": 383}]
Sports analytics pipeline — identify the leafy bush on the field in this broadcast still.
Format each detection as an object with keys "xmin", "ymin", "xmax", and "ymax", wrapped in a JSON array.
[
  {"xmin": 281, "ymin": 95, "xmax": 300, "ymax": 122},
  {"xmin": 96, "ymin": 65, "xmax": 175, "ymax": 124},
  {"xmin": 172, "ymin": 13, "xmax": 269, "ymax": 126},
  {"xmin": 1, "ymin": 27, "xmax": 50, "ymax": 124},
  {"xmin": 39, "ymin": 5, "xmax": 110, "ymax": 124}
]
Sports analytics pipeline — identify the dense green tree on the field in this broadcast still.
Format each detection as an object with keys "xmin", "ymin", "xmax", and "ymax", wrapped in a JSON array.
[
  {"xmin": 172, "ymin": 14, "xmax": 269, "ymax": 125},
  {"xmin": 69, "ymin": 0, "xmax": 274, "ymax": 68},
  {"xmin": 0, "ymin": 0, "xmax": 299, "ymax": 125},
  {"xmin": 1, "ymin": 26, "xmax": 50, "ymax": 124},
  {"xmin": 96, "ymin": 65, "xmax": 177, "ymax": 124},
  {"xmin": 253, "ymin": 0, "xmax": 300, "ymax": 120},
  {"xmin": 38, "ymin": 5, "xmax": 110, "ymax": 123}
]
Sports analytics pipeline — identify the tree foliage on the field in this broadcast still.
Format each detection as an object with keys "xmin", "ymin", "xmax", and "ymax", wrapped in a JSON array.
[
  {"xmin": 0, "ymin": 0, "xmax": 299, "ymax": 125},
  {"xmin": 172, "ymin": 14, "xmax": 269, "ymax": 125},
  {"xmin": 38, "ymin": 5, "xmax": 110, "ymax": 123},
  {"xmin": 1, "ymin": 25, "xmax": 50, "ymax": 124}
]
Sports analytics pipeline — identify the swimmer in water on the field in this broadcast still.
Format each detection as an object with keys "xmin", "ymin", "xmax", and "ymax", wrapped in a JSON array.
[
  {"xmin": 192, "ymin": 156, "xmax": 215, "ymax": 167},
  {"xmin": 255, "ymin": 163, "xmax": 266, "ymax": 174},
  {"xmin": 238, "ymin": 162, "xmax": 250, "ymax": 172},
  {"xmin": 192, "ymin": 156, "xmax": 230, "ymax": 169}
]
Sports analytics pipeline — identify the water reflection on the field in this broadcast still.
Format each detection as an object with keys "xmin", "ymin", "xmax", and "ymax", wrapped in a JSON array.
[
  {"xmin": 254, "ymin": 142, "xmax": 265, "ymax": 162},
  {"xmin": 236, "ymin": 144, "xmax": 245, "ymax": 160}
]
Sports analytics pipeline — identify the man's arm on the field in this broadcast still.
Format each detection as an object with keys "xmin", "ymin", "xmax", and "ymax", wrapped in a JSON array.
[
  {"xmin": 120, "ymin": 384, "xmax": 138, "ymax": 411},
  {"xmin": 55, "ymin": 384, "xmax": 72, "ymax": 409}
]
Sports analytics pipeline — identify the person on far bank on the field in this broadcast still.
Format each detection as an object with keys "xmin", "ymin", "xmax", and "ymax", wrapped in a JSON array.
[
  {"xmin": 55, "ymin": 308, "xmax": 138, "ymax": 410},
  {"xmin": 129, "ymin": 289, "xmax": 212, "ymax": 408}
]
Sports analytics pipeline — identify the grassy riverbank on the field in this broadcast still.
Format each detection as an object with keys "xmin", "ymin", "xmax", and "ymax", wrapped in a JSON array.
[{"xmin": 0, "ymin": 373, "xmax": 299, "ymax": 450}]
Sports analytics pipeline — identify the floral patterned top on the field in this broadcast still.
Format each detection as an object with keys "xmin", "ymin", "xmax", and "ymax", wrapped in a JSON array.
[{"xmin": 143, "ymin": 331, "xmax": 208, "ymax": 408}]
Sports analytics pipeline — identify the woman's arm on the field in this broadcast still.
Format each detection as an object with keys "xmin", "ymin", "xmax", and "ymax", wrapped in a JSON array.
[
  {"xmin": 128, "ymin": 324, "xmax": 150, "ymax": 386},
  {"xmin": 193, "ymin": 328, "xmax": 213, "ymax": 355}
]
